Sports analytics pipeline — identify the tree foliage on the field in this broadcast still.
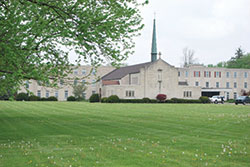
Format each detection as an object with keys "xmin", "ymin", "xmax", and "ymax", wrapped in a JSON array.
[
  {"xmin": 0, "ymin": 0, "xmax": 147, "ymax": 96},
  {"xmin": 72, "ymin": 84, "xmax": 87, "ymax": 99},
  {"xmin": 211, "ymin": 47, "xmax": 250, "ymax": 69}
]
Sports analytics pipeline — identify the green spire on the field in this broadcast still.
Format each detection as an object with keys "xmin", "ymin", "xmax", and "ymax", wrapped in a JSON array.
[{"xmin": 151, "ymin": 18, "xmax": 157, "ymax": 62}]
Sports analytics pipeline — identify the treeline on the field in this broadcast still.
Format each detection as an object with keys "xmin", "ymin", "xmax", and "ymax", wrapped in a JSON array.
[{"xmin": 208, "ymin": 47, "xmax": 250, "ymax": 69}]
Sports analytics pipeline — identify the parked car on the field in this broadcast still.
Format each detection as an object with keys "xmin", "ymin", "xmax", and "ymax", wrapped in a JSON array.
[
  {"xmin": 235, "ymin": 96, "xmax": 250, "ymax": 105},
  {"xmin": 209, "ymin": 96, "xmax": 225, "ymax": 104}
]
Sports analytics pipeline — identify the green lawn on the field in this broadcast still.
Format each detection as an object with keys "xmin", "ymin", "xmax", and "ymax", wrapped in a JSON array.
[{"xmin": 0, "ymin": 102, "xmax": 249, "ymax": 167}]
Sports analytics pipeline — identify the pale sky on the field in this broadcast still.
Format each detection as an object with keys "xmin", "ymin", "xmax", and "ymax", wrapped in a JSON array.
[{"xmin": 126, "ymin": 0, "xmax": 250, "ymax": 67}]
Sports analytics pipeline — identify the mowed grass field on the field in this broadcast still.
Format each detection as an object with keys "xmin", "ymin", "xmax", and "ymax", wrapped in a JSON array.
[{"xmin": 0, "ymin": 102, "xmax": 249, "ymax": 167}]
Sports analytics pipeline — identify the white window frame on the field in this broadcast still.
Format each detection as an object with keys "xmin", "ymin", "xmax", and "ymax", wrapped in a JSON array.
[
  {"xmin": 234, "ymin": 82, "xmax": 237, "ymax": 88},
  {"xmin": 37, "ymin": 90, "xmax": 41, "ymax": 97},
  {"xmin": 65, "ymin": 90, "xmax": 68, "ymax": 99},
  {"xmin": 244, "ymin": 82, "xmax": 247, "ymax": 88},
  {"xmin": 82, "ymin": 69, "xmax": 86, "ymax": 75},
  {"xmin": 46, "ymin": 90, "xmax": 49, "ymax": 98}
]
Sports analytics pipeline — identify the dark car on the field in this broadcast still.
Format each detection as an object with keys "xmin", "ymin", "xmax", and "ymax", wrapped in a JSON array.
[{"xmin": 235, "ymin": 96, "xmax": 250, "ymax": 105}]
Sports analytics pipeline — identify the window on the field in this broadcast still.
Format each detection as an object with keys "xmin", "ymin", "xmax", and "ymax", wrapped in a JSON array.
[
  {"xmin": 92, "ymin": 79, "xmax": 96, "ymax": 87},
  {"xmin": 244, "ymin": 82, "xmax": 248, "ymax": 88},
  {"xmin": 206, "ymin": 82, "xmax": 209, "ymax": 88},
  {"xmin": 234, "ymin": 72, "xmax": 237, "ymax": 78},
  {"xmin": 55, "ymin": 91, "xmax": 58, "ymax": 98},
  {"xmin": 65, "ymin": 90, "xmax": 68, "ymax": 99},
  {"xmin": 82, "ymin": 80, "xmax": 85, "ymax": 85},
  {"xmin": 184, "ymin": 91, "xmax": 192, "ymax": 98},
  {"xmin": 226, "ymin": 72, "xmax": 230, "ymax": 78},
  {"xmin": 226, "ymin": 92, "xmax": 229, "ymax": 100},
  {"xmin": 158, "ymin": 69, "xmax": 162, "ymax": 81},
  {"xmin": 25, "ymin": 81, "xmax": 29, "ymax": 89},
  {"xmin": 92, "ymin": 69, "xmax": 96, "ymax": 75},
  {"xmin": 216, "ymin": 82, "xmax": 219, "ymax": 88},
  {"xmin": 226, "ymin": 82, "xmax": 230, "ymax": 88},
  {"xmin": 74, "ymin": 70, "xmax": 78, "ymax": 75},
  {"xmin": 194, "ymin": 71, "xmax": 200, "ymax": 77},
  {"xmin": 195, "ymin": 82, "xmax": 199, "ymax": 86},
  {"xmin": 204, "ymin": 71, "xmax": 211, "ymax": 78},
  {"xmin": 234, "ymin": 82, "xmax": 237, "ymax": 88},
  {"xmin": 46, "ymin": 90, "xmax": 49, "ymax": 98},
  {"xmin": 214, "ymin": 71, "xmax": 221, "ymax": 78},
  {"xmin": 185, "ymin": 71, "xmax": 189, "ymax": 77},
  {"xmin": 234, "ymin": 92, "xmax": 237, "ymax": 99},
  {"xmin": 92, "ymin": 91, "xmax": 96, "ymax": 94},
  {"xmin": 74, "ymin": 79, "xmax": 78, "ymax": 85},
  {"xmin": 126, "ymin": 90, "xmax": 135, "ymax": 97},
  {"xmin": 82, "ymin": 69, "xmax": 86, "ymax": 75},
  {"xmin": 37, "ymin": 90, "xmax": 41, "ymax": 97},
  {"xmin": 178, "ymin": 71, "xmax": 180, "ymax": 77},
  {"xmin": 244, "ymin": 72, "xmax": 248, "ymax": 78},
  {"xmin": 60, "ymin": 79, "xmax": 64, "ymax": 86}
]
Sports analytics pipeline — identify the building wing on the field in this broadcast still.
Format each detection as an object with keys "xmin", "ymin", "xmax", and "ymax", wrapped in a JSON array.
[{"xmin": 102, "ymin": 62, "xmax": 152, "ymax": 80}]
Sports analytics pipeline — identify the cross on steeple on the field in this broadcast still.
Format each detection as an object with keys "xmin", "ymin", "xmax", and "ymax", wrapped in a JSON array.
[{"xmin": 158, "ymin": 52, "xmax": 162, "ymax": 59}]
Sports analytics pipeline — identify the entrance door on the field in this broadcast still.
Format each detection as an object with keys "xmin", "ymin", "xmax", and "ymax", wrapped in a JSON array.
[{"xmin": 202, "ymin": 91, "xmax": 220, "ymax": 97}]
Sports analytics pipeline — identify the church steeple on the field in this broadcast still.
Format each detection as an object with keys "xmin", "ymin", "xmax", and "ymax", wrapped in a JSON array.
[{"xmin": 151, "ymin": 18, "xmax": 157, "ymax": 62}]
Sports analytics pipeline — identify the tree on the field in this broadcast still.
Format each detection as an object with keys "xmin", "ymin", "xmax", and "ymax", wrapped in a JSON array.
[
  {"xmin": 235, "ymin": 47, "xmax": 245, "ymax": 59},
  {"xmin": 241, "ymin": 89, "xmax": 250, "ymax": 96},
  {"xmin": 182, "ymin": 47, "xmax": 197, "ymax": 67},
  {"xmin": 0, "ymin": 0, "xmax": 147, "ymax": 96},
  {"xmin": 72, "ymin": 84, "xmax": 87, "ymax": 100},
  {"xmin": 226, "ymin": 47, "xmax": 250, "ymax": 69},
  {"xmin": 208, "ymin": 47, "xmax": 250, "ymax": 69}
]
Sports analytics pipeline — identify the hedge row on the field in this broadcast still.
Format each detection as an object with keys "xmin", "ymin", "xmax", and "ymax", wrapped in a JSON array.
[
  {"xmin": 97, "ymin": 96, "xmax": 210, "ymax": 104},
  {"xmin": 66, "ymin": 96, "xmax": 86, "ymax": 101},
  {"xmin": 16, "ymin": 93, "xmax": 58, "ymax": 101}
]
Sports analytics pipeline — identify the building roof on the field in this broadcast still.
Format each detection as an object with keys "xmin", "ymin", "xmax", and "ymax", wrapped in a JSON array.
[
  {"xmin": 102, "ymin": 80, "xmax": 120, "ymax": 85},
  {"xmin": 102, "ymin": 62, "xmax": 152, "ymax": 80}
]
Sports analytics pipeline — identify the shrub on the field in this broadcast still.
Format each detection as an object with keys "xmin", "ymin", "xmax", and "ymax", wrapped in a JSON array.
[
  {"xmin": 227, "ymin": 99, "xmax": 235, "ymax": 103},
  {"xmin": 40, "ymin": 97, "xmax": 47, "ymax": 101},
  {"xmin": 16, "ymin": 93, "xmax": 29, "ymax": 101},
  {"xmin": 150, "ymin": 99, "xmax": 158, "ymax": 103},
  {"xmin": 89, "ymin": 94, "xmax": 100, "ymax": 103},
  {"xmin": 118, "ymin": 99, "xmax": 158, "ymax": 103},
  {"xmin": 101, "ymin": 97, "xmax": 108, "ymax": 103},
  {"xmin": 142, "ymin": 97, "xmax": 151, "ymax": 103},
  {"xmin": 0, "ymin": 95, "xmax": 10, "ymax": 101},
  {"xmin": 170, "ymin": 98, "xmax": 201, "ymax": 103},
  {"xmin": 76, "ymin": 97, "xmax": 85, "ymax": 101},
  {"xmin": 67, "ymin": 96, "xmax": 76, "ymax": 101},
  {"xmin": 28, "ymin": 95, "xmax": 40, "ymax": 101},
  {"xmin": 107, "ymin": 95, "xmax": 120, "ymax": 103},
  {"xmin": 199, "ymin": 96, "xmax": 210, "ymax": 103},
  {"xmin": 165, "ymin": 99, "xmax": 174, "ymax": 103},
  {"xmin": 47, "ymin": 96, "xmax": 58, "ymax": 101},
  {"xmin": 119, "ymin": 99, "xmax": 143, "ymax": 103},
  {"xmin": 156, "ymin": 94, "xmax": 167, "ymax": 102}
]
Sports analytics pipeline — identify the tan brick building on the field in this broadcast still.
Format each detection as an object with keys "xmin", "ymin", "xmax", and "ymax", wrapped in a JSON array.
[{"xmin": 20, "ymin": 19, "xmax": 250, "ymax": 100}]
